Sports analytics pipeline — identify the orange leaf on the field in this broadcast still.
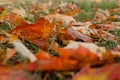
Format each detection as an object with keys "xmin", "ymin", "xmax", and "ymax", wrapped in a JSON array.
[
  {"xmin": 7, "ymin": 13, "xmax": 27, "ymax": 25},
  {"xmin": 58, "ymin": 46, "xmax": 99, "ymax": 61},
  {"xmin": 26, "ymin": 46, "xmax": 99, "ymax": 71},
  {"xmin": 0, "ymin": 35, "xmax": 3, "ymax": 41},
  {"xmin": 11, "ymin": 17, "xmax": 54, "ymax": 46},
  {"xmin": 26, "ymin": 57, "xmax": 77, "ymax": 71},
  {"xmin": 35, "ymin": 50, "xmax": 50, "ymax": 60},
  {"xmin": 3, "ymin": 48, "xmax": 16, "ymax": 64}
]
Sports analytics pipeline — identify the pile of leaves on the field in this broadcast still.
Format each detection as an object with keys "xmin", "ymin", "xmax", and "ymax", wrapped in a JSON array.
[{"xmin": 0, "ymin": 0, "xmax": 120, "ymax": 80}]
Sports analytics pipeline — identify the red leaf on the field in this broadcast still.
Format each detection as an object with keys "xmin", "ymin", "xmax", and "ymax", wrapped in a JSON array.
[
  {"xmin": 73, "ymin": 63, "xmax": 120, "ymax": 80},
  {"xmin": 0, "ymin": 66, "xmax": 31, "ymax": 80},
  {"xmin": 26, "ymin": 46, "xmax": 99, "ymax": 71}
]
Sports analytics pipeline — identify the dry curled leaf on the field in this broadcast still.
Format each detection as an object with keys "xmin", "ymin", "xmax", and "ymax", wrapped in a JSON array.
[
  {"xmin": 12, "ymin": 7, "xmax": 26, "ymax": 17},
  {"xmin": 64, "ymin": 40, "xmax": 106, "ymax": 58},
  {"xmin": 67, "ymin": 28, "xmax": 93, "ymax": 42},
  {"xmin": 6, "ymin": 13, "xmax": 27, "ymax": 25},
  {"xmin": 45, "ymin": 13, "xmax": 76, "ymax": 26},
  {"xmin": 0, "ymin": 10, "xmax": 26, "ymax": 25}
]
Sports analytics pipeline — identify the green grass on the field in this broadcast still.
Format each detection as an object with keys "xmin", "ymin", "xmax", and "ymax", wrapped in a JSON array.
[
  {"xmin": 75, "ymin": 0, "xmax": 118, "ymax": 21},
  {"xmin": 99, "ymin": 0, "xmax": 117, "ymax": 10},
  {"xmin": 64, "ymin": 0, "xmax": 74, "ymax": 3},
  {"xmin": 77, "ymin": 0, "xmax": 95, "ymax": 12},
  {"xmin": 97, "ymin": 38, "xmax": 118, "ymax": 50},
  {"xmin": 75, "ymin": 0, "xmax": 96, "ymax": 21},
  {"xmin": 0, "ymin": 43, "xmax": 14, "ymax": 51},
  {"xmin": 75, "ymin": 11, "xmax": 95, "ymax": 21},
  {"xmin": 23, "ymin": 41, "xmax": 39, "ymax": 53},
  {"xmin": 24, "ymin": 16, "xmax": 35, "ymax": 23},
  {"xmin": 0, "ymin": 22, "xmax": 13, "ymax": 31},
  {"xmin": 114, "ymin": 28, "xmax": 120, "ymax": 37}
]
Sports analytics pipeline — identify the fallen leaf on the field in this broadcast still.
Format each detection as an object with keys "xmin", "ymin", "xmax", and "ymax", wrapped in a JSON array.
[
  {"xmin": 0, "ymin": 66, "xmax": 31, "ymax": 80},
  {"xmin": 3, "ymin": 48, "xmax": 16, "ymax": 64},
  {"xmin": 8, "ymin": 34, "xmax": 37, "ymax": 62},
  {"xmin": 12, "ymin": 7, "xmax": 26, "ymax": 17},
  {"xmin": 72, "ymin": 65, "xmax": 107, "ymax": 80},
  {"xmin": 64, "ymin": 40, "xmax": 106, "ymax": 58},
  {"xmin": 73, "ymin": 63, "xmax": 120, "ymax": 80},
  {"xmin": 0, "ymin": 10, "xmax": 26, "ymax": 25},
  {"xmin": 25, "ymin": 46, "xmax": 99, "ymax": 71},
  {"xmin": 45, "ymin": 13, "xmax": 76, "ymax": 26},
  {"xmin": 26, "ymin": 57, "xmax": 77, "ymax": 71},
  {"xmin": 10, "ymin": 17, "xmax": 54, "ymax": 46},
  {"xmin": 6, "ymin": 13, "xmax": 27, "ymax": 25},
  {"xmin": 67, "ymin": 28, "xmax": 93, "ymax": 42},
  {"xmin": 26, "ymin": 50, "xmax": 77, "ymax": 71},
  {"xmin": 0, "ymin": 35, "xmax": 3, "ymax": 41},
  {"xmin": 110, "ymin": 45, "xmax": 120, "ymax": 56},
  {"xmin": 35, "ymin": 50, "xmax": 50, "ymax": 60}
]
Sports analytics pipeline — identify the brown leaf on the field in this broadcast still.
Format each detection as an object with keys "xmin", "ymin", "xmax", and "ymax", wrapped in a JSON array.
[
  {"xmin": 45, "ymin": 14, "xmax": 76, "ymax": 26},
  {"xmin": 67, "ymin": 28, "xmax": 93, "ymax": 42}
]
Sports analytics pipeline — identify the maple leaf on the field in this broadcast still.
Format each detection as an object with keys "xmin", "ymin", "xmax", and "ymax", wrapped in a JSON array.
[
  {"xmin": 12, "ymin": 41, "xmax": 117, "ymax": 71},
  {"xmin": 59, "ymin": 46, "xmax": 100, "ymax": 68},
  {"xmin": 10, "ymin": 17, "xmax": 54, "ymax": 46},
  {"xmin": 25, "ymin": 50, "xmax": 77, "ymax": 71},
  {"xmin": 24, "ymin": 45, "xmax": 99, "ymax": 71},
  {"xmin": 26, "ymin": 57, "xmax": 77, "ymax": 71}
]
